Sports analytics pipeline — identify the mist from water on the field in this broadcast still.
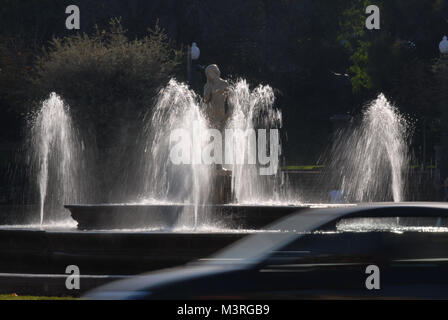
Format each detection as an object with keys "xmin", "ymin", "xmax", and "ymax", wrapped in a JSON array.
[
  {"xmin": 28, "ymin": 92, "xmax": 85, "ymax": 224},
  {"xmin": 328, "ymin": 93, "xmax": 409, "ymax": 202},
  {"xmin": 135, "ymin": 78, "xmax": 288, "ymax": 227},
  {"xmin": 226, "ymin": 79, "xmax": 283, "ymax": 204},
  {"xmin": 138, "ymin": 79, "xmax": 213, "ymax": 227}
]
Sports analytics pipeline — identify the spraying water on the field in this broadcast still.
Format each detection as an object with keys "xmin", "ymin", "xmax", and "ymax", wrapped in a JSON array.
[
  {"xmin": 138, "ymin": 79, "xmax": 213, "ymax": 227},
  {"xmin": 136, "ymin": 78, "xmax": 285, "ymax": 227},
  {"xmin": 29, "ymin": 93, "xmax": 84, "ymax": 224},
  {"xmin": 226, "ymin": 79, "xmax": 283, "ymax": 204},
  {"xmin": 329, "ymin": 93, "xmax": 409, "ymax": 202}
]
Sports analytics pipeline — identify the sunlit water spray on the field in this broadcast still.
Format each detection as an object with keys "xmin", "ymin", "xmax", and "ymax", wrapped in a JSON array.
[
  {"xmin": 226, "ymin": 80, "xmax": 283, "ymax": 204},
  {"xmin": 328, "ymin": 93, "xmax": 409, "ymax": 202},
  {"xmin": 136, "ymin": 79, "xmax": 287, "ymax": 229},
  {"xmin": 138, "ymin": 79, "xmax": 213, "ymax": 227},
  {"xmin": 28, "ymin": 93, "xmax": 84, "ymax": 224}
]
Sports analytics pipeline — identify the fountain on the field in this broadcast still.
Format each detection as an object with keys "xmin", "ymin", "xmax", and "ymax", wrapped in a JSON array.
[
  {"xmin": 227, "ymin": 79, "xmax": 283, "ymax": 204},
  {"xmin": 27, "ymin": 92, "xmax": 87, "ymax": 225},
  {"xmin": 327, "ymin": 93, "xmax": 410, "ymax": 202},
  {"xmin": 65, "ymin": 73, "xmax": 304, "ymax": 230},
  {"xmin": 137, "ymin": 78, "xmax": 214, "ymax": 228},
  {"xmin": 66, "ymin": 71, "xmax": 412, "ymax": 230},
  {"xmin": 10, "ymin": 79, "xmax": 411, "ymax": 230},
  {"xmin": 0, "ymin": 69, "xmax": 416, "ymax": 296}
]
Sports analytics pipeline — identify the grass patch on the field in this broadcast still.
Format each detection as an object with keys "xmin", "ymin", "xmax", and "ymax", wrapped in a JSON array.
[{"xmin": 0, "ymin": 294, "xmax": 77, "ymax": 300}]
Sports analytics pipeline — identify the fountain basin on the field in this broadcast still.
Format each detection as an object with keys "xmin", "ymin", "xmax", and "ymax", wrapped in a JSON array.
[
  {"xmin": 0, "ymin": 227, "xmax": 248, "ymax": 275},
  {"xmin": 0, "ymin": 227, "xmax": 248, "ymax": 296},
  {"xmin": 65, "ymin": 203, "xmax": 313, "ymax": 230}
]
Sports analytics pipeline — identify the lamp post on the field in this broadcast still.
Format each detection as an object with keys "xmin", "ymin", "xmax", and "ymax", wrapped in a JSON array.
[{"xmin": 187, "ymin": 42, "xmax": 200, "ymax": 88}]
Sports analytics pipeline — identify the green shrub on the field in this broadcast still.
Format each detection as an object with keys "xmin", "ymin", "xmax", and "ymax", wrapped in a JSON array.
[{"xmin": 31, "ymin": 18, "xmax": 182, "ymax": 146}]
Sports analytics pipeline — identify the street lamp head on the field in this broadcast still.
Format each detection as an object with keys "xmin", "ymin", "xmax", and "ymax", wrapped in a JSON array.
[
  {"xmin": 439, "ymin": 36, "xmax": 448, "ymax": 54},
  {"xmin": 191, "ymin": 42, "xmax": 200, "ymax": 60}
]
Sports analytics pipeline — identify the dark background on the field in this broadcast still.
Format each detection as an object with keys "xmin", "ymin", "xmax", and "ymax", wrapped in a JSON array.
[{"xmin": 1, "ymin": 0, "xmax": 448, "ymax": 202}]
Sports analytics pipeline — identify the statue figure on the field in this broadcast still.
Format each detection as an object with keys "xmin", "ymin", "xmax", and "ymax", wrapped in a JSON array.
[
  {"xmin": 203, "ymin": 64, "xmax": 232, "ymax": 204},
  {"xmin": 203, "ymin": 64, "xmax": 230, "ymax": 130}
]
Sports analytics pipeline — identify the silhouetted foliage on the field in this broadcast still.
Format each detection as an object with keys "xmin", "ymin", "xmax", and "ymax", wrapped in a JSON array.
[{"xmin": 31, "ymin": 18, "xmax": 181, "ymax": 148}]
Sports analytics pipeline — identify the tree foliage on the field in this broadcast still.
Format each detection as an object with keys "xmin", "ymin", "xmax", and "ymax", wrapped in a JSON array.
[{"xmin": 32, "ymin": 18, "xmax": 181, "ymax": 134}]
